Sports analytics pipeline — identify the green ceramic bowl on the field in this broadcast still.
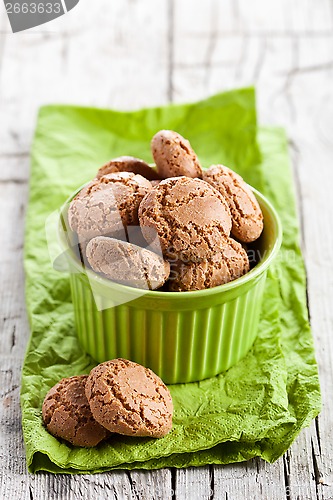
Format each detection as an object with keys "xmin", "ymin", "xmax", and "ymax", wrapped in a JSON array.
[{"xmin": 58, "ymin": 186, "xmax": 282, "ymax": 384}]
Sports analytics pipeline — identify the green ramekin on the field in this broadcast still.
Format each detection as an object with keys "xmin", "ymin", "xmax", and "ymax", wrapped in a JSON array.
[{"xmin": 58, "ymin": 187, "xmax": 282, "ymax": 384}]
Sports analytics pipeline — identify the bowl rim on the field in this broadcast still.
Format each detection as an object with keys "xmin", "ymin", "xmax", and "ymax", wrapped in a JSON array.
[{"xmin": 59, "ymin": 184, "xmax": 283, "ymax": 299}]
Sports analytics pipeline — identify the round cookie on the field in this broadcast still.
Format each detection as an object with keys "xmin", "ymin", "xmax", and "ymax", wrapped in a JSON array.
[
  {"xmin": 138, "ymin": 177, "xmax": 232, "ymax": 262},
  {"xmin": 85, "ymin": 359, "xmax": 173, "ymax": 438},
  {"xmin": 86, "ymin": 236, "xmax": 170, "ymax": 290},
  {"xmin": 96, "ymin": 156, "xmax": 161, "ymax": 181},
  {"xmin": 203, "ymin": 165, "xmax": 263, "ymax": 243},
  {"xmin": 151, "ymin": 130, "xmax": 202, "ymax": 179},
  {"xmin": 168, "ymin": 237, "xmax": 250, "ymax": 292},
  {"xmin": 42, "ymin": 375, "xmax": 109, "ymax": 447},
  {"xmin": 68, "ymin": 172, "xmax": 152, "ymax": 242}
]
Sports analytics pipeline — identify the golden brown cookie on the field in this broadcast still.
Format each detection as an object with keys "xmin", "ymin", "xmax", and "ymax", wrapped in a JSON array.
[
  {"xmin": 151, "ymin": 130, "xmax": 202, "ymax": 179},
  {"xmin": 96, "ymin": 156, "xmax": 161, "ymax": 181},
  {"xmin": 168, "ymin": 237, "xmax": 250, "ymax": 291},
  {"xmin": 203, "ymin": 165, "xmax": 263, "ymax": 243},
  {"xmin": 85, "ymin": 359, "xmax": 173, "ymax": 438},
  {"xmin": 68, "ymin": 172, "xmax": 152, "ymax": 242},
  {"xmin": 42, "ymin": 375, "xmax": 109, "ymax": 447},
  {"xmin": 86, "ymin": 236, "xmax": 170, "ymax": 290},
  {"xmin": 138, "ymin": 177, "xmax": 232, "ymax": 262}
]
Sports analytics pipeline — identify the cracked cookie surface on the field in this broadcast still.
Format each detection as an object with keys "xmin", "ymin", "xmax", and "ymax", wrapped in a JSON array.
[
  {"xmin": 86, "ymin": 236, "xmax": 170, "ymax": 289},
  {"xmin": 138, "ymin": 176, "xmax": 232, "ymax": 262},
  {"xmin": 42, "ymin": 375, "xmax": 109, "ymax": 447},
  {"xmin": 85, "ymin": 359, "xmax": 173, "ymax": 438},
  {"xmin": 96, "ymin": 156, "xmax": 160, "ymax": 181},
  {"xmin": 203, "ymin": 165, "xmax": 263, "ymax": 242},
  {"xmin": 151, "ymin": 130, "xmax": 202, "ymax": 179},
  {"xmin": 168, "ymin": 237, "xmax": 250, "ymax": 291},
  {"xmin": 68, "ymin": 171, "xmax": 152, "ymax": 242}
]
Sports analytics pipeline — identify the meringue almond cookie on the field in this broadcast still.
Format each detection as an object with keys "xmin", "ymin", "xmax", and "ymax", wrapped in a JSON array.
[
  {"xmin": 151, "ymin": 130, "xmax": 202, "ymax": 179},
  {"xmin": 68, "ymin": 172, "xmax": 152, "ymax": 242},
  {"xmin": 86, "ymin": 236, "xmax": 170, "ymax": 290},
  {"xmin": 168, "ymin": 237, "xmax": 250, "ymax": 292},
  {"xmin": 96, "ymin": 156, "xmax": 161, "ymax": 181},
  {"xmin": 42, "ymin": 375, "xmax": 109, "ymax": 447},
  {"xmin": 203, "ymin": 165, "xmax": 264, "ymax": 243},
  {"xmin": 85, "ymin": 358, "xmax": 173, "ymax": 438},
  {"xmin": 139, "ymin": 176, "xmax": 232, "ymax": 262}
]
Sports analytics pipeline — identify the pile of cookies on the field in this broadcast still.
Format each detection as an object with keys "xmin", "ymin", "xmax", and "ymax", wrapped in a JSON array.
[
  {"xmin": 68, "ymin": 130, "xmax": 264, "ymax": 291},
  {"xmin": 42, "ymin": 358, "xmax": 173, "ymax": 447}
]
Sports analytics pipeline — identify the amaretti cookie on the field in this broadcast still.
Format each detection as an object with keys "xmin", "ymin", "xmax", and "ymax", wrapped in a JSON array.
[
  {"xmin": 96, "ymin": 156, "xmax": 160, "ymax": 181},
  {"xmin": 85, "ymin": 358, "xmax": 173, "ymax": 438},
  {"xmin": 68, "ymin": 171, "xmax": 152, "ymax": 242},
  {"xmin": 168, "ymin": 237, "xmax": 250, "ymax": 292},
  {"xmin": 138, "ymin": 176, "xmax": 232, "ymax": 262},
  {"xmin": 42, "ymin": 375, "xmax": 109, "ymax": 447},
  {"xmin": 86, "ymin": 236, "xmax": 170, "ymax": 289},
  {"xmin": 151, "ymin": 130, "xmax": 202, "ymax": 179},
  {"xmin": 203, "ymin": 165, "xmax": 263, "ymax": 242}
]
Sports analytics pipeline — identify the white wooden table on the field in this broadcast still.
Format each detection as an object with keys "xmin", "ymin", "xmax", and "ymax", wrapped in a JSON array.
[{"xmin": 0, "ymin": 1, "xmax": 332, "ymax": 498}]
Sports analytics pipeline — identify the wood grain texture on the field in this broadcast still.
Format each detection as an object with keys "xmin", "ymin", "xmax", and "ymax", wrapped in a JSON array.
[{"xmin": 0, "ymin": 0, "xmax": 332, "ymax": 498}]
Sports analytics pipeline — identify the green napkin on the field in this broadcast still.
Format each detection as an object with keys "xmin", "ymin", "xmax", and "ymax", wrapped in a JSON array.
[{"xmin": 22, "ymin": 88, "xmax": 321, "ymax": 474}]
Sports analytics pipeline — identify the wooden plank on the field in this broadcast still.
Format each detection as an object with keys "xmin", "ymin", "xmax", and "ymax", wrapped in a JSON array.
[
  {"xmin": 0, "ymin": 13, "xmax": 30, "ymax": 498},
  {"xmin": 283, "ymin": 430, "xmax": 319, "ymax": 500},
  {"xmin": 236, "ymin": 0, "xmax": 333, "ymax": 34},
  {"xmin": 277, "ymin": 36, "xmax": 333, "ymax": 500},
  {"xmin": 28, "ymin": 472, "xmax": 135, "ymax": 500},
  {"xmin": 124, "ymin": 470, "xmax": 173, "ymax": 500},
  {"xmin": 0, "ymin": 177, "xmax": 29, "ymax": 358},
  {"xmin": 0, "ymin": 359, "xmax": 31, "ymax": 500},
  {"xmin": 0, "ymin": 155, "xmax": 30, "ymax": 182},
  {"xmin": 0, "ymin": 0, "xmax": 170, "ymax": 156},
  {"xmin": 213, "ymin": 458, "xmax": 286, "ymax": 500},
  {"xmin": 288, "ymin": 78, "xmax": 333, "ymax": 499},
  {"xmin": 173, "ymin": 0, "xmax": 333, "ymax": 39},
  {"xmin": 174, "ymin": 467, "xmax": 212, "ymax": 500},
  {"xmin": 172, "ymin": 16, "xmax": 333, "ymax": 107}
]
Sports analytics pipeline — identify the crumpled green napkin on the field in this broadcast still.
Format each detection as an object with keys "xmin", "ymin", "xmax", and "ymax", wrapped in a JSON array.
[{"xmin": 22, "ymin": 88, "xmax": 321, "ymax": 474}]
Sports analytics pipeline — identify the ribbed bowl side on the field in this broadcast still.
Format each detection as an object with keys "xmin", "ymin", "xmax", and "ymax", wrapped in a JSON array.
[
  {"xmin": 150, "ymin": 272, "xmax": 267, "ymax": 384},
  {"xmin": 70, "ymin": 270, "xmax": 267, "ymax": 384}
]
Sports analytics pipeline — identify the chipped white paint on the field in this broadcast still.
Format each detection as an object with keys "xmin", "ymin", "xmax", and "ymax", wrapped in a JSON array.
[{"xmin": 0, "ymin": 0, "xmax": 332, "ymax": 498}]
